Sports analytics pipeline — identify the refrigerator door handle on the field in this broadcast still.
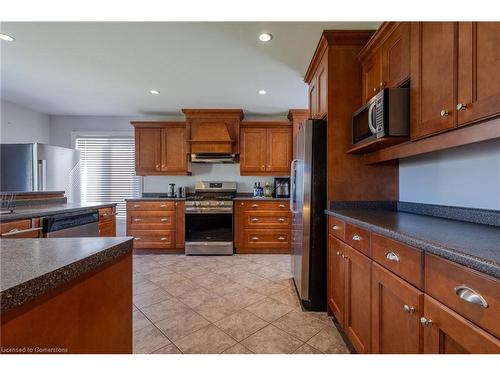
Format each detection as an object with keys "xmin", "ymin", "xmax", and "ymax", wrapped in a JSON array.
[
  {"xmin": 290, "ymin": 159, "xmax": 299, "ymax": 214},
  {"xmin": 37, "ymin": 160, "xmax": 47, "ymax": 191}
]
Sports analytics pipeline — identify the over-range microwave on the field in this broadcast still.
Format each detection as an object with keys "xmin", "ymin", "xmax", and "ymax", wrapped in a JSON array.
[{"xmin": 351, "ymin": 88, "xmax": 410, "ymax": 147}]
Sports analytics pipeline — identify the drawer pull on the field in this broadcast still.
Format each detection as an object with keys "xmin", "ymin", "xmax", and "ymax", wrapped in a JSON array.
[
  {"xmin": 133, "ymin": 204, "xmax": 141, "ymax": 208},
  {"xmin": 278, "ymin": 236, "xmax": 286, "ymax": 241},
  {"xmin": 352, "ymin": 234, "xmax": 362, "ymax": 241},
  {"xmin": 160, "ymin": 204, "xmax": 167, "ymax": 208},
  {"xmin": 420, "ymin": 317, "xmax": 433, "ymax": 327},
  {"xmin": 279, "ymin": 204, "xmax": 285, "ymax": 208},
  {"xmin": 102, "ymin": 212, "xmax": 117, "ymax": 217},
  {"xmin": 1, "ymin": 227, "xmax": 42, "ymax": 237},
  {"xmin": 251, "ymin": 218, "xmax": 259, "ymax": 222},
  {"xmin": 278, "ymin": 218, "xmax": 285, "ymax": 222},
  {"xmin": 341, "ymin": 254, "xmax": 347, "ymax": 259},
  {"xmin": 332, "ymin": 225, "xmax": 340, "ymax": 230},
  {"xmin": 251, "ymin": 236, "xmax": 259, "ymax": 241},
  {"xmin": 252, "ymin": 204, "xmax": 259, "ymax": 208},
  {"xmin": 385, "ymin": 251, "xmax": 400, "ymax": 262},
  {"xmin": 454, "ymin": 285, "xmax": 489, "ymax": 309},
  {"xmin": 336, "ymin": 251, "xmax": 341, "ymax": 256},
  {"xmin": 134, "ymin": 237, "xmax": 141, "ymax": 241},
  {"xmin": 160, "ymin": 218, "xmax": 169, "ymax": 222},
  {"xmin": 133, "ymin": 218, "xmax": 142, "ymax": 222},
  {"xmin": 403, "ymin": 304, "xmax": 415, "ymax": 313},
  {"xmin": 160, "ymin": 237, "xmax": 168, "ymax": 241}
]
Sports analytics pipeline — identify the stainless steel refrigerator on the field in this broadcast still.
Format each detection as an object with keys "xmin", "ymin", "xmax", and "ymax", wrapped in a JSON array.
[
  {"xmin": 0, "ymin": 143, "xmax": 81, "ymax": 202},
  {"xmin": 290, "ymin": 119, "xmax": 327, "ymax": 311}
]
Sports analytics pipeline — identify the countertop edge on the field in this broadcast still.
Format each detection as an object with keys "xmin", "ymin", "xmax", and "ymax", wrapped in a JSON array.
[
  {"xmin": 0, "ymin": 238, "xmax": 133, "ymax": 312},
  {"xmin": 125, "ymin": 198, "xmax": 185, "ymax": 201},
  {"xmin": 325, "ymin": 209, "xmax": 500, "ymax": 279}
]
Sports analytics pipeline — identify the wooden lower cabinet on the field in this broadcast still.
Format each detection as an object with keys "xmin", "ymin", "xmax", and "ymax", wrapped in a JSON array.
[
  {"xmin": 422, "ymin": 295, "xmax": 500, "ymax": 354},
  {"xmin": 0, "ymin": 218, "xmax": 41, "ymax": 238},
  {"xmin": 98, "ymin": 206, "xmax": 116, "ymax": 237},
  {"xmin": 327, "ymin": 235, "xmax": 345, "ymax": 325}
]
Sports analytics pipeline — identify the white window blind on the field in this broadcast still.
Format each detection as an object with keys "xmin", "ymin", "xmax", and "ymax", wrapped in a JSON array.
[{"xmin": 75, "ymin": 136, "xmax": 139, "ymax": 218}]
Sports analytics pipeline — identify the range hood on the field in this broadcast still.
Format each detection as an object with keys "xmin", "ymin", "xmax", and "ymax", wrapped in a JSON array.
[{"xmin": 190, "ymin": 153, "xmax": 237, "ymax": 163}]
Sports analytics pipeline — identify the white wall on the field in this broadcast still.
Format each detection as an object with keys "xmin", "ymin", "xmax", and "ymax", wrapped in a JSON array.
[
  {"xmin": 399, "ymin": 139, "xmax": 500, "ymax": 210},
  {"xmin": 0, "ymin": 99, "xmax": 51, "ymax": 143}
]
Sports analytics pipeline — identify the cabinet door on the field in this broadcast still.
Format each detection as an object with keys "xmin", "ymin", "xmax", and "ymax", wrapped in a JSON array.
[
  {"xmin": 422, "ymin": 295, "xmax": 500, "ymax": 354},
  {"xmin": 344, "ymin": 244, "xmax": 372, "ymax": 353},
  {"xmin": 266, "ymin": 127, "xmax": 292, "ymax": 174},
  {"xmin": 381, "ymin": 22, "xmax": 410, "ymax": 88},
  {"xmin": 317, "ymin": 57, "xmax": 328, "ymax": 118},
  {"xmin": 327, "ymin": 236, "xmax": 346, "ymax": 326},
  {"xmin": 411, "ymin": 22, "xmax": 458, "ymax": 139},
  {"xmin": 135, "ymin": 128, "xmax": 161, "ymax": 174},
  {"xmin": 240, "ymin": 127, "xmax": 267, "ymax": 174},
  {"xmin": 309, "ymin": 78, "xmax": 318, "ymax": 118},
  {"xmin": 458, "ymin": 22, "xmax": 500, "ymax": 126},
  {"xmin": 362, "ymin": 52, "xmax": 382, "ymax": 103},
  {"xmin": 371, "ymin": 262, "xmax": 424, "ymax": 353},
  {"xmin": 161, "ymin": 126, "xmax": 187, "ymax": 173},
  {"xmin": 175, "ymin": 201, "xmax": 185, "ymax": 249}
]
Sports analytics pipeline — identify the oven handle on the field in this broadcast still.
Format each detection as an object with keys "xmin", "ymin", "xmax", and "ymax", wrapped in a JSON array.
[{"xmin": 368, "ymin": 101, "xmax": 378, "ymax": 135}]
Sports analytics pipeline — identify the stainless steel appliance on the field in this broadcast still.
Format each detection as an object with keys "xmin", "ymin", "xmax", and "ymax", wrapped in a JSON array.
[
  {"xmin": 274, "ymin": 177, "xmax": 290, "ymax": 198},
  {"xmin": 190, "ymin": 153, "xmax": 236, "ymax": 163},
  {"xmin": 351, "ymin": 87, "xmax": 409, "ymax": 147},
  {"xmin": 168, "ymin": 183, "xmax": 176, "ymax": 198},
  {"xmin": 42, "ymin": 210, "xmax": 99, "ymax": 237},
  {"xmin": 185, "ymin": 181, "xmax": 236, "ymax": 255},
  {"xmin": 291, "ymin": 119, "xmax": 327, "ymax": 311},
  {"xmin": 0, "ymin": 143, "xmax": 80, "ymax": 202}
]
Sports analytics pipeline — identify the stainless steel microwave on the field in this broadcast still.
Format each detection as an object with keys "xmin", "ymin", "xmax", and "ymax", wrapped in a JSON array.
[{"xmin": 352, "ymin": 88, "xmax": 410, "ymax": 147}]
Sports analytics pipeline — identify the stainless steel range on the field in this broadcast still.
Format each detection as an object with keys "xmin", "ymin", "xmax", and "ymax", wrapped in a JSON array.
[{"xmin": 185, "ymin": 181, "xmax": 236, "ymax": 255}]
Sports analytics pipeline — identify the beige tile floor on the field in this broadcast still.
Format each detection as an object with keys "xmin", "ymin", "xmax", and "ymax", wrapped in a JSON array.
[{"xmin": 132, "ymin": 253, "xmax": 350, "ymax": 354}]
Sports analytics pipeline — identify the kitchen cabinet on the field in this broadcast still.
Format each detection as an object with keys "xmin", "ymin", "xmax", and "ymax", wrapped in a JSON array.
[
  {"xmin": 234, "ymin": 200, "xmax": 290, "ymax": 253},
  {"xmin": 0, "ymin": 218, "xmax": 41, "ymax": 238},
  {"xmin": 421, "ymin": 295, "xmax": 500, "ymax": 354},
  {"xmin": 362, "ymin": 52, "xmax": 382, "ymax": 103},
  {"xmin": 239, "ymin": 122, "xmax": 292, "ymax": 176},
  {"xmin": 132, "ymin": 122, "xmax": 189, "ymax": 175},
  {"xmin": 308, "ymin": 54, "xmax": 328, "ymax": 118},
  {"xmin": 411, "ymin": 22, "xmax": 458, "ymax": 139},
  {"xmin": 457, "ymin": 22, "xmax": 500, "ymax": 127},
  {"xmin": 371, "ymin": 262, "xmax": 424, "ymax": 353},
  {"xmin": 126, "ymin": 200, "xmax": 184, "ymax": 252},
  {"xmin": 98, "ymin": 206, "xmax": 116, "ymax": 237},
  {"xmin": 381, "ymin": 22, "xmax": 410, "ymax": 89},
  {"xmin": 327, "ymin": 235, "xmax": 345, "ymax": 324}
]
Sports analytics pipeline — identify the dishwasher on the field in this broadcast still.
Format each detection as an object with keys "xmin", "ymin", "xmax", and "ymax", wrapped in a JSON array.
[{"xmin": 42, "ymin": 210, "xmax": 99, "ymax": 237}]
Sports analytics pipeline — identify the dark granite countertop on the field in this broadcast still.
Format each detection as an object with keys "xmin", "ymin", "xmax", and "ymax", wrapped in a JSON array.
[
  {"xmin": 0, "ymin": 237, "xmax": 133, "ymax": 312},
  {"xmin": 0, "ymin": 202, "xmax": 117, "ymax": 222},
  {"xmin": 325, "ymin": 205, "xmax": 500, "ymax": 279},
  {"xmin": 233, "ymin": 195, "xmax": 289, "ymax": 201},
  {"xmin": 0, "ymin": 191, "xmax": 65, "ymax": 196}
]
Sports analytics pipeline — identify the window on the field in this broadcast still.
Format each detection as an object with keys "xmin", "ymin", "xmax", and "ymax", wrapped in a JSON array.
[{"xmin": 74, "ymin": 135, "xmax": 140, "ymax": 218}]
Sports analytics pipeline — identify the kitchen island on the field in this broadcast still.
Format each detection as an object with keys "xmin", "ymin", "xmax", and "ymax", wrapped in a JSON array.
[{"xmin": 0, "ymin": 237, "xmax": 133, "ymax": 354}]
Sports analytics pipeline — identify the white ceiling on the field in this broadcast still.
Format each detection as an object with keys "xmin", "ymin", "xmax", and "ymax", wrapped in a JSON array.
[{"xmin": 1, "ymin": 22, "xmax": 380, "ymax": 116}]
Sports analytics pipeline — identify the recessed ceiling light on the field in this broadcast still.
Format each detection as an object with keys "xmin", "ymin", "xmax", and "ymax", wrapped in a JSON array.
[
  {"xmin": 149, "ymin": 90, "xmax": 160, "ymax": 95},
  {"xmin": 258, "ymin": 90, "xmax": 267, "ymax": 95},
  {"xmin": 0, "ymin": 33, "xmax": 15, "ymax": 42},
  {"xmin": 259, "ymin": 33, "xmax": 272, "ymax": 42}
]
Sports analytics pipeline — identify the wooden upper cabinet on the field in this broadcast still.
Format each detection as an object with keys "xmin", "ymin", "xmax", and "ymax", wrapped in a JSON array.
[
  {"xmin": 328, "ymin": 235, "xmax": 346, "ymax": 325},
  {"xmin": 161, "ymin": 126, "xmax": 187, "ymax": 172},
  {"xmin": 134, "ymin": 127, "xmax": 161, "ymax": 175},
  {"xmin": 240, "ymin": 122, "xmax": 292, "ymax": 176},
  {"xmin": 371, "ymin": 262, "xmax": 424, "ymax": 354},
  {"xmin": 381, "ymin": 22, "xmax": 410, "ymax": 88},
  {"xmin": 317, "ymin": 58, "xmax": 328, "ymax": 118},
  {"xmin": 411, "ymin": 22, "xmax": 458, "ymax": 139},
  {"xmin": 458, "ymin": 22, "xmax": 500, "ymax": 126},
  {"xmin": 422, "ymin": 295, "xmax": 500, "ymax": 354},
  {"xmin": 308, "ymin": 79, "xmax": 318, "ymax": 118},
  {"xmin": 362, "ymin": 51, "xmax": 382, "ymax": 103},
  {"xmin": 240, "ymin": 127, "xmax": 267, "ymax": 173},
  {"xmin": 267, "ymin": 127, "xmax": 292, "ymax": 173}
]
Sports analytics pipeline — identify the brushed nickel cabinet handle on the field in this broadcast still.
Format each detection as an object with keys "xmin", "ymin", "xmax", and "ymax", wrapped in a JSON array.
[
  {"xmin": 160, "ymin": 204, "xmax": 167, "ymax": 207},
  {"xmin": 160, "ymin": 218, "xmax": 168, "ymax": 222},
  {"xmin": 420, "ymin": 317, "xmax": 433, "ymax": 327},
  {"xmin": 440, "ymin": 109, "xmax": 449, "ymax": 117},
  {"xmin": 279, "ymin": 204, "xmax": 285, "ymax": 208},
  {"xmin": 160, "ymin": 237, "xmax": 168, "ymax": 241},
  {"xmin": 134, "ymin": 237, "xmax": 141, "ymax": 241},
  {"xmin": 251, "ymin": 218, "xmax": 259, "ymax": 222},
  {"xmin": 385, "ymin": 251, "xmax": 400, "ymax": 262},
  {"xmin": 403, "ymin": 304, "xmax": 415, "ymax": 313},
  {"xmin": 332, "ymin": 225, "xmax": 340, "ymax": 230},
  {"xmin": 133, "ymin": 218, "xmax": 142, "ymax": 222},
  {"xmin": 373, "ymin": 87, "xmax": 377, "ymax": 93},
  {"xmin": 1, "ymin": 227, "xmax": 42, "ymax": 237},
  {"xmin": 341, "ymin": 254, "xmax": 348, "ymax": 259},
  {"xmin": 252, "ymin": 204, "xmax": 259, "ymax": 208},
  {"xmin": 456, "ymin": 103, "xmax": 468, "ymax": 111},
  {"xmin": 133, "ymin": 204, "xmax": 141, "ymax": 208},
  {"xmin": 454, "ymin": 285, "xmax": 489, "ymax": 308},
  {"xmin": 278, "ymin": 236, "xmax": 285, "ymax": 240},
  {"xmin": 278, "ymin": 218, "xmax": 285, "ymax": 222},
  {"xmin": 336, "ymin": 251, "xmax": 341, "ymax": 256},
  {"xmin": 352, "ymin": 234, "xmax": 361, "ymax": 241},
  {"xmin": 251, "ymin": 236, "xmax": 259, "ymax": 241}
]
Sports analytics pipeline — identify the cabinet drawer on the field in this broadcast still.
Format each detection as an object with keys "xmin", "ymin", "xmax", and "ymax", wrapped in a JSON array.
[
  {"xmin": 128, "ymin": 211, "xmax": 176, "ymax": 230},
  {"xmin": 371, "ymin": 233, "xmax": 424, "ymax": 289},
  {"xmin": 425, "ymin": 254, "xmax": 500, "ymax": 338},
  {"xmin": 244, "ymin": 211, "xmax": 291, "ymax": 228},
  {"xmin": 98, "ymin": 206, "xmax": 116, "ymax": 222},
  {"xmin": 0, "ymin": 219, "xmax": 40, "ymax": 238},
  {"xmin": 237, "ymin": 200, "xmax": 289, "ymax": 211},
  {"xmin": 243, "ymin": 229, "xmax": 290, "ymax": 248},
  {"xmin": 328, "ymin": 216, "xmax": 345, "ymax": 240},
  {"xmin": 129, "ymin": 230, "xmax": 175, "ymax": 249},
  {"xmin": 345, "ymin": 223, "xmax": 370, "ymax": 256},
  {"xmin": 127, "ymin": 201, "xmax": 176, "ymax": 211},
  {"xmin": 98, "ymin": 221, "xmax": 116, "ymax": 237}
]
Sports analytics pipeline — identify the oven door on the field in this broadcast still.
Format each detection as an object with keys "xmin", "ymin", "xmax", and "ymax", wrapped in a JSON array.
[
  {"xmin": 352, "ymin": 96, "xmax": 380, "ymax": 146},
  {"xmin": 185, "ymin": 212, "xmax": 233, "ymax": 255}
]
